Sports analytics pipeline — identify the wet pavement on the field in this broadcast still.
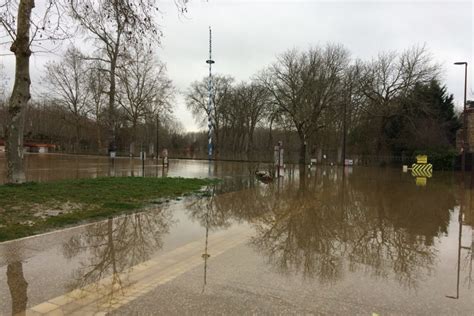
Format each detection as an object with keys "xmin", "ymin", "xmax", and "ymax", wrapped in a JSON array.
[{"xmin": 0, "ymin": 157, "xmax": 473, "ymax": 315}]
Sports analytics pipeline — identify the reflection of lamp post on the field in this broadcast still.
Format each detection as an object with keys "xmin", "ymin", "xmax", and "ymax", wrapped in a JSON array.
[
  {"xmin": 445, "ymin": 208, "xmax": 474, "ymax": 299},
  {"xmin": 454, "ymin": 62, "xmax": 468, "ymax": 172},
  {"xmin": 446, "ymin": 176, "xmax": 474, "ymax": 299}
]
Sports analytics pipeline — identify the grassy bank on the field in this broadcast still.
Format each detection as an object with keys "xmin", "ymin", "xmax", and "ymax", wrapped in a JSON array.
[{"xmin": 0, "ymin": 177, "xmax": 215, "ymax": 242}]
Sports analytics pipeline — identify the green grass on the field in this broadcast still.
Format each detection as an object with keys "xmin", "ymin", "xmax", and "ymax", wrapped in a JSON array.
[{"xmin": 0, "ymin": 177, "xmax": 215, "ymax": 242}]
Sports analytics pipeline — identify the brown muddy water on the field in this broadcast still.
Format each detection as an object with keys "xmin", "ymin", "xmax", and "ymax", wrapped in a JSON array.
[
  {"xmin": 0, "ymin": 154, "xmax": 472, "ymax": 315},
  {"xmin": 0, "ymin": 153, "xmax": 252, "ymax": 183}
]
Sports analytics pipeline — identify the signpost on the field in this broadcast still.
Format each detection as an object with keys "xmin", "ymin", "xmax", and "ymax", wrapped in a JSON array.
[
  {"xmin": 162, "ymin": 149, "xmax": 169, "ymax": 168},
  {"xmin": 274, "ymin": 141, "xmax": 284, "ymax": 177},
  {"xmin": 140, "ymin": 151, "xmax": 146, "ymax": 177},
  {"xmin": 109, "ymin": 150, "xmax": 116, "ymax": 177}
]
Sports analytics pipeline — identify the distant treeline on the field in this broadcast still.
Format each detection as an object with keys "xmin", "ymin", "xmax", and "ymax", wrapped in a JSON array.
[
  {"xmin": 186, "ymin": 44, "xmax": 460, "ymax": 166},
  {"xmin": 0, "ymin": 44, "xmax": 461, "ymax": 166}
]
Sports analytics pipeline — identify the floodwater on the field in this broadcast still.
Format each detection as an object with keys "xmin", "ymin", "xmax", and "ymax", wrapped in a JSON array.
[
  {"xmin": 0, "ymin": 155, "xmax": 473, "ymax": 315},
  {"xmin": 0, "ymin": 153, "xmax": 255, "ymax": 183}
]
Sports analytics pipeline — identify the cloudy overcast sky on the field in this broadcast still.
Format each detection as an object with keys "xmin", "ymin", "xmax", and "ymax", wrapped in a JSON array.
[
  {"xmin": 1, "ymin": 0, "xmax": 472, "ymax": 132},
  {"xmin": 158, "ymin": 0, "xmax": 473, "ymax": 131}
]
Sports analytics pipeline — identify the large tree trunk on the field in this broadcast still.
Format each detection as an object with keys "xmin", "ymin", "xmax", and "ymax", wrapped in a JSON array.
[
  {"xmin": 107, "ymin": 46, "xmax": 119, "ymax": 153},
  {"xmin": 5, "ymin": 0, "xmax": 34, "ymax": 184},
  {"xmin": 246, "ymin": 126, "xmax": 255, "ymax": 161},
  {"xmin": 108, "ymin": 62, "xmax": 116, "ymax": 153},
  {"xmin": 96, "ymin": 125, "xmax": 102, "ymax": 154},
  {"xmin": 74, "ymin": 119, "xmax": 81, "ymax": 153},
  {"xmin": 299, "ymin": 141, "xmax": 307, "ymax": 165},
  {"xmin": 130, "ymin": 119, "xmax": 138, "ymax": 157},
  {"xmin": 298, "ymin": 129, "xmax": 307, "ymax": 165}
]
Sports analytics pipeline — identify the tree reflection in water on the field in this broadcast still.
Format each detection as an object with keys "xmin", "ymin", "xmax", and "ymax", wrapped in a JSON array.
[
  {"xmin": 62, "ymin": 206, "xmax": 174, "ymax": 304},
  {"xmin": 7, "ymin": 261, "xmax": 28, "ymax": 316},
  {"xmin": 2, "ymin": 243, "xmax": 28, "ymax": 316},
  {"xmin": 189, "ymin": 168, "xmax": 457, "ymax": 289}
]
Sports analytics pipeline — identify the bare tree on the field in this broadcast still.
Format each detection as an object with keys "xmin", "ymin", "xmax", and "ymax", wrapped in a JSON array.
[
  {"xmin": 117, "ymin": 46, "xmax": 174, "ymax": 155},
  {"xmin": 69, "ymin": 0, "xmax": 186, "ymax": 154},
  {"xmin": 87, "ymin": 61, "xmax": 108, "ymax": 152},
  {"xmin": 43, "ymin": 45, "xmax": 91, "ymax": 152},
  {"xmin": 261, "ymin": 45, "xmax": 350, "ymax": 164},
  {"xmin": 223, "ymin": 81, "xmax": 271, "ymax": 156}
]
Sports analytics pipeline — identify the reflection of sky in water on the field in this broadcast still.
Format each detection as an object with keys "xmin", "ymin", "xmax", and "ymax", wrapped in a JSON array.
[{"xmin": 0, "ymin": 157, "xmax": 472, "ymax": 314}]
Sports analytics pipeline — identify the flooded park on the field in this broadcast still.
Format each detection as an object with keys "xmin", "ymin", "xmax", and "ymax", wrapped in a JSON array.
[
  {"xmin": 0, "ymin": 154, "xmax": 472, "ymax": 315},
  {"xmin": 0, "ymin": 0, "xmax": 472, "ymax": 314}
]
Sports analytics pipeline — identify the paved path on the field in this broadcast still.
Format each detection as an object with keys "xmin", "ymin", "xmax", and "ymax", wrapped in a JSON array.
[{"xmin": 25, "ymin": 227, "xmax": 250, "ymax": 316}]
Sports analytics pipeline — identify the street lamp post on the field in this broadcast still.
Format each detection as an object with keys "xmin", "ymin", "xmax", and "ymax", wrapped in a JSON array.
[{"xmin": 454, "ymin": 62, "xmax": 468, "ymax": 172}]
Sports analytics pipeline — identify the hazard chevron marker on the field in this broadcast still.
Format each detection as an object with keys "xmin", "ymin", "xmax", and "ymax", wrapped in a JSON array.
[
  {"xmin": 411, "ymin": 163, "xmax": 433, "ymax": 178},
  {"xmin": 412, "ymin": 163, "xmax": 433, "ymax": 172}
]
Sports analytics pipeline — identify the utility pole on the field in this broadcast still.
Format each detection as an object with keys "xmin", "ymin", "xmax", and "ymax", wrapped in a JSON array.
[
  {"xmin": 155, "ymin": 113, "xmax": 159, "ymax": 161},
  {"xmin": 342, "ymin": 101, "xmax": 347, "ymax": 165},
  {"xmin": 206, "ymin": 27, "xmax": 215, "ymax": 162}
]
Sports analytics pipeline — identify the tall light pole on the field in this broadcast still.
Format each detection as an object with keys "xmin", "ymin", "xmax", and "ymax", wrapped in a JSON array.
[
  {"xmin": 206, "ymin": 27, "xmax": 215, "ymax": 162},
  {"xmin": 454, "ymin": 62, "xmax": 468, "ymax": 172}
]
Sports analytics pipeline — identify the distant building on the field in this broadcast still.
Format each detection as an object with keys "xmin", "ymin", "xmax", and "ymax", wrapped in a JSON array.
[
  {"xmin": 0, "ymin": 140, "xmax": 56, "ymax": 153},
  {"xmin": 456, "ymin": 106, "xmax": 474, "ymax": 153},
  {"xmin": 25, "ymin": 143, "xmax": 56, "ymax": 153}
]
